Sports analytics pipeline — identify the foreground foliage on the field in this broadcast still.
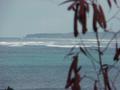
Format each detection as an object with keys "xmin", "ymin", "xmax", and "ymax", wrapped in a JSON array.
[{"xmin": 61, "ymin": 0, "xmax": 120, "ymax": 90}]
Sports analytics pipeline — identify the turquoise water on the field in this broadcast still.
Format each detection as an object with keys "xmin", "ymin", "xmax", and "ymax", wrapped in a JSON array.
[{"xmin": 0, "ymin": 38, "xmax": 120, "ymax": 90}]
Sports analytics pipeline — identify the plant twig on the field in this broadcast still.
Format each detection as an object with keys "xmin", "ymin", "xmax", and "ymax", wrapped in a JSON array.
[{"xmin": 102, "ymin": 30, "xmax": 120, "ymax": 53}]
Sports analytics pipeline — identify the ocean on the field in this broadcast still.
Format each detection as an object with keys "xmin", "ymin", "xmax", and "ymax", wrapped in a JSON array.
[{"xmin": 0, "ymin": 37, "xmax": 120, "ymax": 90}]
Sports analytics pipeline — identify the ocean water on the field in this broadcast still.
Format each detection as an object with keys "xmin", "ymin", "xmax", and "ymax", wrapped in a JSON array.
[{"xmin": 0, "ymin": 37, "xmax": 120, "ymax": 90}]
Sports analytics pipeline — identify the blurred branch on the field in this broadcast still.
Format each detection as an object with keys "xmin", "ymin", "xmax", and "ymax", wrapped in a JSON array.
[
  {"xmin": 102, "ymin": 30, "xmax": 120, "ymax": 53},
  {"xmin": 107, "ymin": 8, "xmax": 120, "ymax": 23}
]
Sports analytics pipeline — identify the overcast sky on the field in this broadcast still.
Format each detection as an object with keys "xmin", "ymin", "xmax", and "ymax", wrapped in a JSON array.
[{"xmin": 0, "ymin": 0, "xmax": 120, "ymax": 37}]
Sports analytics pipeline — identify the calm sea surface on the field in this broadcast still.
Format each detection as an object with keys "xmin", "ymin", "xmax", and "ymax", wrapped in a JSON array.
[{"xmin": 0, "ymin": 38, "xmax": 120, "ymax": 90}]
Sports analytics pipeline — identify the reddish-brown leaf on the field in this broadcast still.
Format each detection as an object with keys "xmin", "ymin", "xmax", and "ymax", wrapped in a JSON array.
[
  {"xmin": 115, "ymin": 39, "xmax": 118, "ymax": 51},
  {"xmin": 80, "ymin": 47, "xmax": 87, "ymax": 56},
  {"xmin": 65, "ymin": 56, "xmax": 78, "ymax": 88},
  {"xmin": 65, "ymin": 78, "xmax": 74, "ymax": 89},
  {"xmin": 92, "ymin": 3, "xmax": 98, "ymax": 32},
  {"xmin": 85, "ymin": 2, "xmax": 89, "ymax": 12},
  {"xmin": 114, "ymin": 48, "xmax": 120, "ymax": 61},
  {"xmin": 68, "ymin": 2, "xmax": 77, "ymax": 11},
  {"xmin": 103, "ymin": 65, "xmax": 112, "ymax": 90},
  {"xmin": 98, "ymin": 5, "xmax": 107, "ymax": 29},
  {"xmin": 72, "ymin": 73, "xmax": 81, "ymax": 90},
  {"xmin": 65, "ymin": 55, "xmax": 81, "ymax": 90},
  {"xmin": 107, "ymin": 0, "xmax": 117, "ymax": 8},
  {"xmin": 76, "ymin": 66, "xmax": 82, "ymax": 73},
  {"xmin": 59, "ymin": 0, "xmax": 76, "ymax": 5},
  {"xmin": 107, "ymin": 0, "xmax": 112, "ymax": 8},
  {"xmin": 93, "ymin": 16, "xmax": 97, "ymax": 32},
  {"xmin": 74, "ymin": 4, "xmax": 79, "ymax": 37},
  {"xmin": 114, "ymin": 0, "xmax": 117, "ymax": 5},
  {"xmin": 82, "ymin": 12, "xmax": 87, "ymax": 34},
  {"xmin": 92, "ymin": 4, "xmax": 107, "ymax": 32},
  {"xmin": 94, "ymin": 80, "xmax": 98, "ymax": 90},
  {"xmin": 78, "ymin": 0, "xmax": 88, "ymax": 34},
  {"xmin": 114, "ymin": 40, "xmax": 120, "ymax": 61}
]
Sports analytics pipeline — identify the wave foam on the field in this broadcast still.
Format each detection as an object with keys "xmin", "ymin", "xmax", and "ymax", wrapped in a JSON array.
[
  {"xmin": 0, "ymin": 39, "xmax": 119, "ymax": 48},
  {"xmin": 0, "ymin": 41, "xmax": 45, "ymax": 47}
]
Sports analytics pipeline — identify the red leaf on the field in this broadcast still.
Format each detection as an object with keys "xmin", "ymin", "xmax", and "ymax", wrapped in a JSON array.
[
  {"xmin": 78, "ymin": 0, "xmax": 88, "ymax": 34},
  {"xmin": 65, "ymin": 56, "xmax": 78, "ymax": 88},
  {"xmin": 65, "ymin": 78, "xmax": 74, "ymax": 88},
  {"xmin": 107, "ymin": 0, "xmax": 112, "ymax": 8},
  {"xmin": 74, "ymin": 4, "xmax": 79, "ymax": 37},
  {"xmin": 107, "ymin": 0, "xmax": 117, "ymax": 8},
  {"xmin": 85, "ymin": 2, "xmax": 89, "ymax": 12},
  {"xmin": 103, "ymin": 65, "xmax": 112, "ymax": 90},
  {"xmin": 70, "ymin": 56, "xmax": 78, "ymax": 75},
  {"xmin": 92, "ymin": 3, "xmax": 98, "ymax": 32},
  {"xmin": 114, "ymin": 48, "xmax": 120, "ymax": 61},
  {"xmin": 72, "ymin": 73, "xmax": 81, "ymax": 90},
  {"xmin": 113, "ymin": 40, "xmax": 120, "ymax": 61},
  {"xmin": 93, "ymin": 16, "xmax": 97, "ymax": 32},
  {"xmin": 80, "ymin": 47, "xmax": 87, "ymax": 56},
  {"xmin": 59, "ymin": 0, "xmax": 76, "ymax": 5},
  {"xmin": 67, "ymin": 2, "xmax": 77, "ymax": 11},
  {"xmin": 82, "ymin": 12, "xmax": 87, "ymax": 34},
  {"xmin": 114, "ymin": 0, "xmax": 117, "ymax": 5},
  {"xmin": 98, "ymin": 5, "xmax": 107, "ymax": 29},
  {"xmin": 94, "ymin": 80, "xmax": 98, "ymax": 90},
  {"xmin": 92, "ymin": 4, "xmax": 107, "ymax": 32}
]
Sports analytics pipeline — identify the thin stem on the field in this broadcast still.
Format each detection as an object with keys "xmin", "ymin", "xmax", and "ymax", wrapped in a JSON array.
[
  {"xmin": 95, "ymin": 31, "xmax": 106, "ymax": 90},
  {"xmin": 95, "ymin": 32, "xmax": 103, "ymax": 69},
  {"xmin": 107, "ymin": 8, "xmax": 120, "ymax": 23},
  {"xmin": 102, "ymin": 30, "xmax": 120, "ymax": 53},
  {"xmin": 79, "ymin": 35, "xmax": 99, "ymax": 64}
]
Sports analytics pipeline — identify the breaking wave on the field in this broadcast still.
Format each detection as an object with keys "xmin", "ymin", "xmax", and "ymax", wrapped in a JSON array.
[{"xmin": 0, "ymin": 38, "xmax": 119, "ymax": 48}]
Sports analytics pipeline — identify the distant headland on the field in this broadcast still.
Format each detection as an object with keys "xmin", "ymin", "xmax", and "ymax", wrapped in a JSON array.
[{"xmin": 25, "ymin": 32, "xmax": 117, "ymax": 39}]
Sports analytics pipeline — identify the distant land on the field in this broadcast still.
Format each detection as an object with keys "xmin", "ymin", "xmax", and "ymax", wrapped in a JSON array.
[
  {"xmin": 0, "ymin": 32, "xmax": 119, "ymax": 40},
  {"xmin": 25, "ymin": 32, "xmax": 119, "ymax": 39},
  {"xmin": 0, "ymin": 37, "xmax": 21, "ymax": 41},
  {"xmin": 25, "ymin": 33, "xmax": 73, "ymax": 38}
]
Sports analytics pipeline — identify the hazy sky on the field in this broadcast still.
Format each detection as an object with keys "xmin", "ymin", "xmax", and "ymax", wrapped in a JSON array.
[
  {"xmin": 0, "ymin": 0, "xmax": 73, "ymax": 37},
  {"xmin": 0, "ymin": 0, "xmax": 120, "ymax": 37}
]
